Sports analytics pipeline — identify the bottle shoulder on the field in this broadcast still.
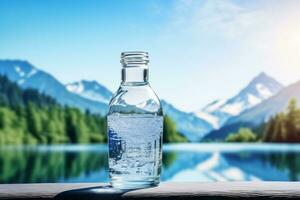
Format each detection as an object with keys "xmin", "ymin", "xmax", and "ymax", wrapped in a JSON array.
[{"xmin": 108, "ymin": 84, "xmax": 163, "ymax": 115}]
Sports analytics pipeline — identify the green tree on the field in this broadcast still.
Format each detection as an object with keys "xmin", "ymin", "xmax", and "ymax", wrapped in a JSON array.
[
  {"xmin": 65, "ymin": 107, "xmax": 80, "ymax": 143},
  {"xmin": 163, "ymin": 116, "xmax": 187, "ymax": 143},
  {"xmin": 0, "ymin": 75, "xmax": 109, "ymax": 145},
  {"xmin": 26, "ymin": 103, "xmax": 44, "ymax": 143},
  {"xmin": 226, "ymin": 128, "xmax": 257, "ymax": 142},
  {"xmin": 76, "ymin": 113, "xmax": 90, "ymax": 143},
  {"xmin": 272, "ymin": 113, "xmax": 287, "ymax": 142},
  {"xmin": 263, "ymin": 98, "xmax": 300, "ymax": 143},
  {"xmin": 285, "ymin": 98, "xmax": 300, "ymax": 142},
  {"xmin": 263, "ymin": 116, "xmax": 276, "ymax": 142}
]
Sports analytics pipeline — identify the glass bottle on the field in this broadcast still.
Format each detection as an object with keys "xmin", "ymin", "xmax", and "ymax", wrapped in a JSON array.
[{"xmin": 107, "ymin": 51, "xmax": 163, "ymax": 189}]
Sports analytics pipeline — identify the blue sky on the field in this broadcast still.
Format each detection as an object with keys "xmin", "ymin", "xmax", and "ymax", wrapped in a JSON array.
[{"xmin": 1, "ymin": 0, "xmax": 300, "ymax": 111}]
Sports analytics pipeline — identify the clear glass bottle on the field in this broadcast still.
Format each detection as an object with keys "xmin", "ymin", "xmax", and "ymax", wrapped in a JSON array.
[{"xmin": 107, "ymin": 51, "xmax": 163, "ymax": 189}]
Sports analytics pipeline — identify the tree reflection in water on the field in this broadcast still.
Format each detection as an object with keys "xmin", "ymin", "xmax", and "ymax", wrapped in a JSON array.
[
  {"xmin": 0, "ymin": 149, "xmax": 107, "ymax": 183},
  {"xmin": 0, "ymin": 146, "xmax": 300, "ymax": 183},
  {"xmin": 266, "ymin": 152, "xmax": 300, "ymax": 181}
]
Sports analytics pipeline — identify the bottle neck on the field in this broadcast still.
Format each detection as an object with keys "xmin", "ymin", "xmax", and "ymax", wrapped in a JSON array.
[{"xmin": 121, "ymin": 65, "xmax": 149, "ymax": 86}]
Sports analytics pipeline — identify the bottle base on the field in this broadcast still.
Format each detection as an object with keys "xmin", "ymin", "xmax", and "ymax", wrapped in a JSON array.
[{"xmin": 110, "ymin": 177, "xmax": 160, "ymax": 190}]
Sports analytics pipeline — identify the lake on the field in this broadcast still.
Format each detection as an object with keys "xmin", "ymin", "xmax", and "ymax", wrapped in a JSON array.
[{"xmin": 0, "ymin": 143, "xmax": 300, "ymax": 183}]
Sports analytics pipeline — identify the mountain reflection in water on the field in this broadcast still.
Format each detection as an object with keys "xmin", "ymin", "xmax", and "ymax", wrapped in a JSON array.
[{"xmin": 0, "ymin": 144, "xmax": 299, "ymax": 183}]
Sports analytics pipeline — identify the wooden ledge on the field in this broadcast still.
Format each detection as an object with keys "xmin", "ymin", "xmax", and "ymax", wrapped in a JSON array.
[{"xmin": 0, "ymin": 182, "xmax": 300, "ymax": 200}]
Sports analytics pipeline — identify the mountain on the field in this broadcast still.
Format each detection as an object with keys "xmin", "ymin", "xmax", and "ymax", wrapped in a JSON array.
[
  {"xmin": 204, "ymin": 79, "xmax": 300, "ymax": 141},
  {"xmin": 65, "ymin": 80, "xmax": 215, "ymax": 141},
  {"xmin": 0, "ymin": 60, "xmax": 108, "ymax": 115},
  {"xmin": 228, "ymin": 79, "xmax": 300, "ymax": 125},
  {"xmin": 161, "ymin": 100, "xmax": 214, "ymax": 142},
  {"xmin": 65, "ymin": 82, "xmax": 215, "ymax": 141},
  {"xmin": 66, "ymin": 80, "xmax": 113, "ymax": 104},
  {"xmin": 0, "ymin": 60, "xmax": 284, "ymax": 142},
  {"xmin": 194, "ymin": 72, "xmax": 283, "ymax": 129},
  {"xmin": 0, "ymin": 59, "xmax": 214, "ymax": 141}
]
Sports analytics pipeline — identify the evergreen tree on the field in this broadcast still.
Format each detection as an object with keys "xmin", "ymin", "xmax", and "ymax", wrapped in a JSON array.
[
  {"xmin": 26, "ymin": 103, "xmax": 44, "ymax": 143},
  {"xmin": 272, "ymin": 113, "xmax": 287, "ymax": 142},
  {"xmin": 76, "ymin": 113, "xmax": 90, "ymax": 143},
  {"xmin": 163, "ymin": 116, "xmax": 187, "ymax": 143},
  {"xmin": 263, "ymin": 116, "xmax": 276, "ymax": 142},
  {"xmin": 0, "ymin": 108, "xmax": 6, "ymax": 129},
  {"xmin": 263, "ymin": 98, "xmax": 300, "ymax": 143},
  {"xmin": 0, "ymin": 75, "xmax": 187, "ymax": 145},
  {"xmin": 286, "ymin": 98, "xmax": 300, "ymax": 142},
  {"xmin": 65, "ymin": 107, "xmax": 79, "ymax": 144}
]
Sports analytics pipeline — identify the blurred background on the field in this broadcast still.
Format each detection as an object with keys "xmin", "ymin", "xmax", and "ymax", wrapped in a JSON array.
[{"xmin": 0, "ymin": 0, "xmax": 300, "ymax": 183}]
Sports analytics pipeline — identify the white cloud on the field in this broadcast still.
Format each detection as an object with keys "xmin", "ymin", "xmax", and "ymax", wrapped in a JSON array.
[
  {"xmin": 170, "ymin": 0, "xmax": 300, "ymax": 83},
  {"xmin": 171, "ymin": 0, "xmax": 266, "ymax": 39},
  {"xmin": 194, "ymin": 0, "xmax": 262, "ymax": 39},
  {"xmin": 154, "ymin": 0, "xmax": 300, "ymax": 110}
]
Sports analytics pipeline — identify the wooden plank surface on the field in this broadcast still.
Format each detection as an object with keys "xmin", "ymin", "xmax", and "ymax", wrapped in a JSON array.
[{"xmin": 0, "ymin": 182, "xmax": 300, "ymax": 200}]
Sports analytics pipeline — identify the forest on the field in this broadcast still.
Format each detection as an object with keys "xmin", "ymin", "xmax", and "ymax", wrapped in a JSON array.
[
  {"xmin": 0, "ymin": 76, "xmax": 185, "ymax": 145},
  {"xmin": 263, "ymin": 98, "xmax": 300, "ymax": 143},
  {"xmin": 226, "ymin": 99, "xmax": 300, "ymax": 143}
]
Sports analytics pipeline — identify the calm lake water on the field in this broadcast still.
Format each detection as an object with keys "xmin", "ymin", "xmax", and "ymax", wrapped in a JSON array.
[{"xmin": 1, "ymin": 143, "xmax": 300, "ymax": 183}]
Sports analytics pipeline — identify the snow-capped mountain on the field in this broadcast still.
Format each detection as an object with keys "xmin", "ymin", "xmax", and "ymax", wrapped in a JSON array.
[
  {"xmin": 192, "ymin": 110, "xmax": 220, "ymax": 129},
  {"xmin": 66, "ymin": 80, "xmax": 216, "ymax": 141},
  {"xmin": 0, "ymin": 60, "xmax": 286, "ymax": 142},
  {"xmin": 227, "ymin": 79, "xmax": 300, "ymax": 126},
  {"xmin": 67, "ymin": 83, "xmax": 216, "ymax": 141},
  {"xmin": 0, "ymin": 60, "xmax": 108, "ymax": 114},
  {"xmin": 194, "ymin": 72, "xmax": 283, "ymax": 129},
  {"xmin": 0, "ymin": 60, "xmax": 38, "ymax": 84},
  {"xmin": 205, "ymin": 78, "xmax": 300, "ymax": 138},
  {"xmin": 161, "ymin": 100, "xmax": 214, "ymax": 142},
  {"xmin": 65, "ymin": 82, "xmax": 216, "ymax": 142},
  {"xmin": 0, "ymin": 59, "xmax": 214, "ymax": 141},
  {"xmin": 66, "ymin": 80, "xmax": 113, "ymax": 104},
  {"xmin": 67, "ymin": 81, "xmax": 217, "ymax": 141},
  {"xmin": 64, "ymin": 81, "xmax": 215, "ymax": 141}
]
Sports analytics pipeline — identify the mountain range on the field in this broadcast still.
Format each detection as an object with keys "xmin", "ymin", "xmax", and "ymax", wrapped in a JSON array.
[
  {"xmin": 1, "ymin": 59, "xmax": 298, "ymax": 142},
  {"xmin": 194, "ymin": 72, "xmax": 283, "ymax": 129},
  {"xmin": 204, "ymin": 79, "xmax": 300, "ymax": 141},
  {"xmin": 66, "ymin": 80, "xmax": 113, "ymax": 104},
  {"xmin": 0, "ymin": 60, "xmax": 108, "ymax": 115},
  {"xmin": 65, "ymin": 80, "xmax": 216, "ymax": 141},
  {"xmin": 228, "ymin": 79, "xmax": 300, "ymax": 125},
  {"xmin": 0, "ymin": 60, "xmax": 213, "ymax": 141}
]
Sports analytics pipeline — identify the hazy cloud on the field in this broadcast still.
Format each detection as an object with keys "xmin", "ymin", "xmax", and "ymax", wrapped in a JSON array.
[
  {"xmin": 169, "ymin": 0, "xmax": 300, "ymax": 82},
  {"xmin": 171, "ymin": 0, "xmax": 266, "ymax": 39}
]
